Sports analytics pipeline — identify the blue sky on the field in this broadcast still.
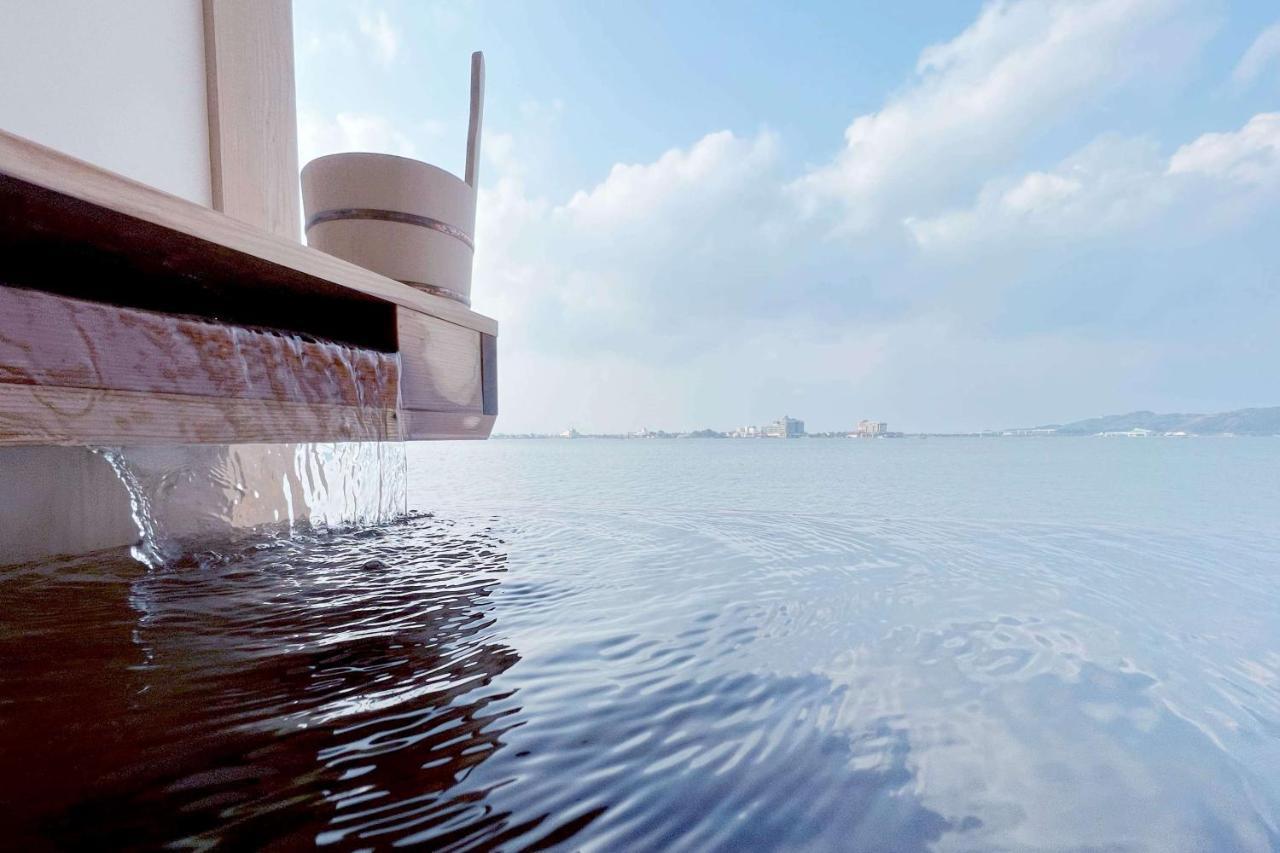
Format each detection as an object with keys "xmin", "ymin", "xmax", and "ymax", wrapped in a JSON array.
[{"xmin": 295, "ymin": 1, "xmax": 1280, "ymax": 433}]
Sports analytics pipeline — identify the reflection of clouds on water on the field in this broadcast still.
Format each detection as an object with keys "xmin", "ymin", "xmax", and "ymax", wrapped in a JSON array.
[
  {"xmin": 2, "ymin": 515, "xmax": 523, "ymax": 849},
  {"xmin": 820, "ymin": 626, "xmax": 1278, "ymax": 851},
  {"xmin": 3, "ymin": 506, "xmax": 1280, "ymax": 849},
  {"xmin": 480, "ymin": 509, "xmax": 1280, "ymax": 851},
  {"xmin": 461, "ymin": 662, "xmax": 967, "ymax": 850}
]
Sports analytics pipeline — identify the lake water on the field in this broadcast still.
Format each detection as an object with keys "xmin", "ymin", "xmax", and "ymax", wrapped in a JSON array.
[{"xmin": 3, "ymin": 437, "xmax": 1279, "ymax": 850}]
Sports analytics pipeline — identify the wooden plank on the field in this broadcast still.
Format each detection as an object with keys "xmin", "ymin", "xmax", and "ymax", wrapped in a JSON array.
[
  {"xmin": 203, "ymin": 0, "xmax": 300, "ymax": 241},
  {"xmin": 0, "ymin": 286, "xmax": 400, "ymax": 410},
  {"xmin": 0, "ymin": 129, "xmax": 498, "ymax": 337},
  {"xmin": 481, "ymin": 333, "xmax": 498, "ymax": 416},
  {"xmin": 401, "ymin": 410, "xmax": 495, "ymax": 441},
  {"xmin": 0, "ymin": 175, "xmax": 396, "ymax": 353},
  {"xmin": 396, "ymin": 307, "xmax": 483, "ymax": 413},
  {"xmin": 0, "ymin": 384, "xmax": 400, "ymax": 447}
]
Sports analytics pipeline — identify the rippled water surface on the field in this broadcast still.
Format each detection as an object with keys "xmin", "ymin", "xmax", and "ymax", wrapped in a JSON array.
[{"xmin": 3, "ymin": 438, "xmax": 1279, "ymax": 850}]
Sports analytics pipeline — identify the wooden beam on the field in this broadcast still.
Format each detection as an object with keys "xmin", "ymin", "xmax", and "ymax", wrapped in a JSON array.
[
  {"xmin": 0, "ymin": 385, "xmax": 399, "ymax": 447},
  {"xmin": 401, "ymin": 411, "xmax": 495, "ymax": 441},
  {"xmin": 0, "ymin": 129, "xmax": 497, "ymax": 337},
  {"xmin": 0, "ymin": 134, "xmax": 499, "ymax": 447},
  {"xmin": 202, "ymin": 0, "xmax": 300, "ymax": 241},
  {"xmin": 396, "ymin": 308, "xmax": 483, "ymax": 413},
  {"xmin": 1, "ymin": 173, "xmax": 395, "ymax": 353},
  {"xmin": 0, "ymin": 287, "xmax": 399, "ymax": 410},
  {"xmin": 0, "ymin": 288, "xmax": 504, "ymax": 446}
]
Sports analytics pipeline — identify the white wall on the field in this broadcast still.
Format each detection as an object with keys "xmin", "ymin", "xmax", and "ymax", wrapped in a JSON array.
[{"xmin": 0, "ymin": 0, "xmax": 212, "ymax": 205}]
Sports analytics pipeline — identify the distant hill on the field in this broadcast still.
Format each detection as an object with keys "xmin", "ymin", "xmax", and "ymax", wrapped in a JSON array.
[{"xmin": 1024, "ymin": 407, "xmax": 1280, "ymax": 436}]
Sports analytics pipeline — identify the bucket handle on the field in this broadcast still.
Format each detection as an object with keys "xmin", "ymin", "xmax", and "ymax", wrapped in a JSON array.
[{"xmin": 465, "ymin": 51, "xmax": 485, "ymax": 189}]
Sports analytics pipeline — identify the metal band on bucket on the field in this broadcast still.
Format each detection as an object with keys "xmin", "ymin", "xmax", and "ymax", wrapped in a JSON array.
[
  {"xmin": 399, "ymin": 280, "xmax": 471, "ymax": 306},
  {"xmin": 305, "ymin": 207, "xmax": 475, "ymax": 251}
]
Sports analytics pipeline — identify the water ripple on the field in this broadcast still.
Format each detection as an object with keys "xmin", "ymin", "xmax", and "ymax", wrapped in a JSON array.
[{"xmin": 2, "ymin": 507, "xmax": 1279, "ymax": 850}]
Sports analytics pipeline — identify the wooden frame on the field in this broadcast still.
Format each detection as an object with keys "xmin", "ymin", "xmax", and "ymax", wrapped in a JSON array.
[
  {"xmin": 0, "ymin": 132, "xmax": 498, "ymax": 446},
  {"xmin": 203, "ymin": 0, "xmax": 300, "ymax": 241},
  {"xmin": 0, "ymin": 130, "xmax": 496, "ymax": 337}
]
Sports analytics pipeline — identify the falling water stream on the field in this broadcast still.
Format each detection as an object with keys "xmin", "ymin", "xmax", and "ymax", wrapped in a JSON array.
[{"xmin": 94, "ymin": 442, "xmax": 409, "ymax": 567}]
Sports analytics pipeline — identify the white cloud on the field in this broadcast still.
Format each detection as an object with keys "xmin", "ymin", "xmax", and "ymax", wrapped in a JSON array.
[
  {"xmin": 297, "ymin": 111, "xmax": 427, "ymax": 165},
  {"xmin": 298, "ymin": 29, "xmax": 356, "ymax": 61},
  {"xmin": 907, "ymin": 113, "xmax": 1280, "ymax": 251},
  {"xmin": 794, "ymin": 0, "xmax": 1210, "ymax": 232},
  {"xmin": 473, "ymin": 108, "xmax": 1279, "ymax": 430},
  {"xmin": 1232, "ymin": 22, "xmax": 1280, "ymax": 88},
  {"xmin": 905, "ymin": 135, "xmax": 1169, "ymax": 248},
  {"xmin": 1167, "ymin": 112, "xmax": 1280, "ymax": 185},
  {"xmin": 1000, "ymin": 172, "xmax": 1082, "ymax": 214},
  {"xmin": 293, "ymin": 0, "xmax": 1280, "ymax": 433},
  {"xmin": 357, "ymin": 8, "xmax": 400, "ymax": 68},
  {"xmin": 298, "ymin": 6, "xmax": 404, "ymax": 70},
  {"xmin": 471, "ymin": 128, "xmax": 794, "ymax": 339},
  {"xmin": 561, "ymin": 130, "xmax": 782, "ymax": 237}
]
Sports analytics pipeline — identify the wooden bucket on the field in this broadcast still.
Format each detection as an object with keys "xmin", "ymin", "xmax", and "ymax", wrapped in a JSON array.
[{"xmin": 301, "ymin": 53, "xmax": 484, "ymax": 306}]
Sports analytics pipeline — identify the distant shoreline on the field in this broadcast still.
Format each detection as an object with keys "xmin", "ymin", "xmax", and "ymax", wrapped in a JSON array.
[
  {"xmin": 497, "ymin": 406, "xmax": 1280, "ymax": 440},
  {"xmin": 492, "ymin": 431, "xmax": 1279, "ymax": 440}
]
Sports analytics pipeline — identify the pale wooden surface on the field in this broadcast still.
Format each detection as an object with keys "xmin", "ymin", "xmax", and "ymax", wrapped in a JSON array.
[
  {"xmin": 203, "ymin": 0, "xmax": 300, "ymax": 240},
  {"xmin": 0, "ymin": 129, "xmax": 497, "ymax": 337},
  {"xmin": 397, "ymin": 308, "xmax": 484, "ymax": 413},
  {"xmin": 0, "ymin": 384, "xmax": 400, "ymax": 446},
  {"xmin": 465, "ymin": 52, "xmax": 485, "ymax": 188},
  {"xmin": 401, "ymin": 410, "xmax": 495, "ymax": 441},
  {"xmin": 301, "ymin": 154, "xmax": 477, "ymax": 304},
  {"xmin": 0, "ymin": 385, "xmax": 495, "ymax": 445},
  {"xmin": 0, "ymin": 287, "xmax": 499, "ymax": 446},
  {"xmin": 0, "ymin": 131, "xmax": 498, "ymax": 446},
  {"xmin": 0, "ymin": 287, "xmax": 400, "ymax": 410}
]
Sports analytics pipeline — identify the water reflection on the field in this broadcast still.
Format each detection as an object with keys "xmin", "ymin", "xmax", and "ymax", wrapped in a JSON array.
[
  {"xmin": 0, "ymin": 514, "xmax": 518, "ymax": 849},
  {"xmin": 3, "ymin": 506, "xmax": 1279, "ymax": 849}
]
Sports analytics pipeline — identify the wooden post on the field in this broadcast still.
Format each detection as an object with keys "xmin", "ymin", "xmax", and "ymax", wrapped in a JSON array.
[{"xmin": 203, "ymin": 0, "xmax": 300, "ymax": 241}]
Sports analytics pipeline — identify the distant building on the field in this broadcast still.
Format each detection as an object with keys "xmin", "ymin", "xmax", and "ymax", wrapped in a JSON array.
[
  {"xmin": 560, "ymin": 427, "xmax": 581, "ymax": 439},
  {"xmin": 730, "ymin": 417, "xmax": 805, "ymax": 438},
  {"xmin": 764, "ymin": 416, "xmax": 805, "ymax": 438},
  {"xmin": 855, "ymin": 420, "xmax": 888, "ymax": 438}
]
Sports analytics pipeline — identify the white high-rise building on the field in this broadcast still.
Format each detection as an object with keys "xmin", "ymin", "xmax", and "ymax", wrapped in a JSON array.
[
  {"xmin": 765, "ymin": 416, "xmax": 805, "ymax": 438},
  {"xmin": 856, "ymin": 420, "xmax": 888, "ymax": 438}
]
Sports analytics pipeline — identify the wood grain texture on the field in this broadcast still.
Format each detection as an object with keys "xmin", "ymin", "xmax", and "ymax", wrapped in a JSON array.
[
  {"xmin": 0, "ymin": 288, "xmax": 496, "ymax": 447},
  {"xmin": 203, "ymin": 0, "xmax": 300, "ymax": 240},
  {"xmin": 0, "ymin": 286, "xmax": 400, "ymax": 410},
  {"xmin": 0, "ymin": 129, "xmax": 498, "ymax": 337},
  {"xmin": 0, "ymin": 384, "xmax": 400, "ymax": 447},
  {"xmin": 396, "ymin": 307, "xmax": 483, "ymax": 413}
]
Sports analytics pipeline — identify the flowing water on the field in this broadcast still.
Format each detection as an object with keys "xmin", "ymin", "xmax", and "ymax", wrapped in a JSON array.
[{"xmin": 2, "ymin": 437, "xmax": 1279, "ymax": 850}]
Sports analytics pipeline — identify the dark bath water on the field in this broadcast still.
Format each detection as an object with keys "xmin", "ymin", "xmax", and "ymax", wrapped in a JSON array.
[{"xmin": 3, "ymin": 438, "xmax": 1280, "ymax": 850}]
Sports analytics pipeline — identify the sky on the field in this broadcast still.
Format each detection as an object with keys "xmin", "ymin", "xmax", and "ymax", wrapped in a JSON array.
[{"xmin": 294, "ymin": 0, "xmax": 1280, "ymax": 434}]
